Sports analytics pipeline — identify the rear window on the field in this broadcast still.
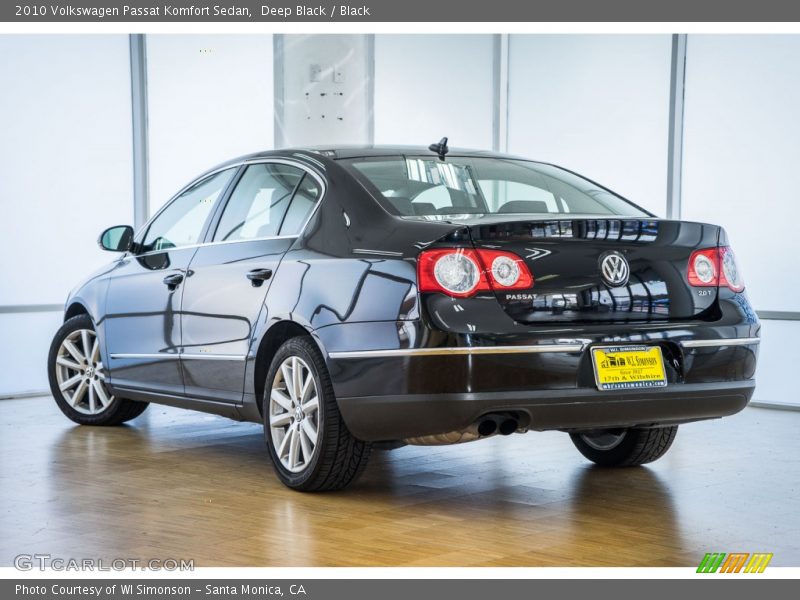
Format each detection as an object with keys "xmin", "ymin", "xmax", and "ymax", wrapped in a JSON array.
[{"xmin": 342, "ymin": 156, "xmax": 650, "ymax": 218}]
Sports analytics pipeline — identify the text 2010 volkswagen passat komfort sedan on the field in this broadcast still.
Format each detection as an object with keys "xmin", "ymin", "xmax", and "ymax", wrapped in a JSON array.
[{"xmin": 48, "ymin": 142, "xmax": 760, "ymax": 491}]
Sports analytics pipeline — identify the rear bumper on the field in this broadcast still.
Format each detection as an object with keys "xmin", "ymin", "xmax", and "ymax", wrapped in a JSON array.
[
  {"xmin": 317, "ymin": 301, "xmax": 760, "ymax": 441},
  {"xmin": 337, "ymin": 380, "xmax": 755, "ymax": 441}
]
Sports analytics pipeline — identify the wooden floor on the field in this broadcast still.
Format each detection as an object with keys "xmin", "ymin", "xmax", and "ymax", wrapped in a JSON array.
[{"xmin": 1, "ymin": 396, "xmax": 798, "ymax": 567}]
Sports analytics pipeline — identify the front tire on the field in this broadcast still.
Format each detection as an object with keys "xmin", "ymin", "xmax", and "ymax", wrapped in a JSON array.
[
  {"xmin": 48, "ymin": 314, "xmax": 149, "ymax": 425},
  {"xmin": 263, "ymin": 336, "xmax": 371, "ymax": 492},
  {"xmin": 570, "ymin": 426, "xmax": 678, "ymax": 467}
]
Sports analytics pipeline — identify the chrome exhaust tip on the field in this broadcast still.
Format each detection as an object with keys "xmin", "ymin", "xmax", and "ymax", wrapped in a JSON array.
[{"xmin": 403, "ymin": 414, "xmax": 522, "ymax": 446}]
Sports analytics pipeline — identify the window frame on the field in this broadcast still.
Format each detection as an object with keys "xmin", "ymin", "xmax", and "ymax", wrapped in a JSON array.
[
  {"xmin": 131, "ymin": 158, "xmax": 327, "ymax": 257},
  {"xmin": 277, "ymin": 171, "xmax": 325, "ymax": 237},
  {"xmin": 206, "ymin": 159, "xmax": 326, "ymax": 246},
  {"xmin": 210, "ymin": 163, "xmax": 306, "ymax": 244},
  {"xmin": 132, "ymin": 166, "xmax": 238, "ymax": 256}
]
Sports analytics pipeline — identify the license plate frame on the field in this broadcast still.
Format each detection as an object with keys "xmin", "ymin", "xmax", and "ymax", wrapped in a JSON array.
[{"xmin": 590, "ymin": 345, "xmax": 668, "ymax": 391}]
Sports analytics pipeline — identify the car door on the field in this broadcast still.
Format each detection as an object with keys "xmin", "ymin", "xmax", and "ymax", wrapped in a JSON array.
[
  {"xmin": 180, "ymin": 161, "xmax": 324, "ymax": 402},
  {"xmin": 104, "ymin": 168, "xmax": 237, "ymax": 395}
]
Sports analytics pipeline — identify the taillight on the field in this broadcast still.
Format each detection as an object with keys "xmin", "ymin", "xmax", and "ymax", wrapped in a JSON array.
[
  {"xmin": 418, "ymin": 248, "xmax": 487, "ymax": 297},
  {"xmin": 417, "ymin": 248, "xmax": 533, "ymax": 297},
  {"xmin": 687, "ymin": 248, "xmax": 719, "ymax": 287},
  {"xmin": 687, "ymin": 246, "xmax": 744, "ymax": 292},
  {"xmin": 719, "ymin": 246, "xmax": 744, "ymax": 292},
  {"xmin": 479, "ymin": 249, "xmax": 534, "ymax": 289}
]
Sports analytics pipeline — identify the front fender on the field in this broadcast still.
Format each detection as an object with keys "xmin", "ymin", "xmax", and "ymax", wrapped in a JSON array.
[{"xmin": 63, "ymin": 260, "xmax": 118, "ymax": 366}]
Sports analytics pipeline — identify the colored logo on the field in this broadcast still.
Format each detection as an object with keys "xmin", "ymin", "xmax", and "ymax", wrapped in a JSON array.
[{"xmin": 697, "ymin": 552, "xmax": 773, "ymax": 573}]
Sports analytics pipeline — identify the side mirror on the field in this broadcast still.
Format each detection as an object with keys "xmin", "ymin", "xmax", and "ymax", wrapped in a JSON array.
[{"xmin": 98, "ymin": 225, "xmax": 134, "ymax": 252}]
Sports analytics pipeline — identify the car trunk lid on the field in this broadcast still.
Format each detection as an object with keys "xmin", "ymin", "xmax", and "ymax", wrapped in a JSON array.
[{"xmin": 466, "ymin": 217, "xmax": 720, "ymax": 323}]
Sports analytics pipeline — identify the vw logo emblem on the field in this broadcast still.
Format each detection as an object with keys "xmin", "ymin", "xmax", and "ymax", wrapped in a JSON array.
[{"xmin": 600, "ymin": 252, "xmax": 630, "ymax": 287}]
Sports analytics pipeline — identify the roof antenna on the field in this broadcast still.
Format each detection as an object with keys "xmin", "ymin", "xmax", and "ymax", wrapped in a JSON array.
[{"xmin": 428, "ymin": 137, "xmax": 449, "ymax": 161}]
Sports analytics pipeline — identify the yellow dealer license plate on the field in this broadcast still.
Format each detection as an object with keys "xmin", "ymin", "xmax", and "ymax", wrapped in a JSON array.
[{"xmin": 591, "ymin": 345, "xmax": 667, "ymax": 391}]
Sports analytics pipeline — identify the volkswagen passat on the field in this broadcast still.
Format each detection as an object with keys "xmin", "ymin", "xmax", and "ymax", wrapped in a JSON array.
[{"xmin": 48, "ymin": 142, "xmax": 760, "ymax": 491}]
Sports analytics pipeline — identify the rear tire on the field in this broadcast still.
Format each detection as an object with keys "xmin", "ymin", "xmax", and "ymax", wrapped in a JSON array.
[
  {"xmin": 48, "ymin": 315, "xmax": 149, "ymax": 426},
  {"xmin": 263, "ymin": 336, "xmax": 371, "ymax": 492},
  {"xmin": 570, "ymin": 426, "xmax": 678, "ymax": 467}
]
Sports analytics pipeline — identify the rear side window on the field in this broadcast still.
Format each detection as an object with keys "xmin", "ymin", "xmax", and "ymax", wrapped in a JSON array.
[
  {"xmin": 343, "ymin": 156, "xmax": 649, "ymax": 218},
  {"xmin": 213, "ymin": 163, "xmax": 304, "ymax": 242},
  {"xmin": 280, "ymin": 175, "xmax": 321, "ymax": 235}
]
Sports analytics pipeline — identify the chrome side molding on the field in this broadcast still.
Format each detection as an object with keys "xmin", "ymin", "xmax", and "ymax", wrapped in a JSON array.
[
  {"xmin": 110, "ymin": 353, "xmax": 247, "ymax": 361},
  {"xmin": 680, "ymin": 337, "xmax": 760, "ymax": 348},
  {"xmin": 331, "ymin": 337, "xmax": 760, "ymax": 359},
  {"xmin": 109, "ymin": 353, "xmax": 181, "ymax": 360},
  {"xmin": 329, "ymin": 343, "xmax": 586, "ymax": 359}
]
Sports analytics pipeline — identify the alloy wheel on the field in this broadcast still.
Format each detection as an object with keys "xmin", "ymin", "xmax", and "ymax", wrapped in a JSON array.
[
  {"xmin": 579, "ymin": 429, "xmax": 627, "ymax": 451},
  {"xmin": 55, "ymin": 329, "xmax": 115, "ymax": 415},
  {"xmin": 268, "ymin": 356, "xmax": 321, "ymax": 473}
]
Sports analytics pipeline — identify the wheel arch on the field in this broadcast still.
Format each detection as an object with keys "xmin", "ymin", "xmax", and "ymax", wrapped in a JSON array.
[
  {"xmin": 65, "ymin": 301, "xmax": 91, "ymax": 322},
  {"xmin": 253, "ymin": 320, "xmax": 324, "ymax": 417}
]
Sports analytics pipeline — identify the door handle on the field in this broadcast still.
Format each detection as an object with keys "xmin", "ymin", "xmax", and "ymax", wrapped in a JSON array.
[
  {"xmin": 163, "ymin": 273, "xmax": 184, "ymax": 290},
  {"xmin": 246, "ymin": 268, "xmax": 273, "ymax": 287}
]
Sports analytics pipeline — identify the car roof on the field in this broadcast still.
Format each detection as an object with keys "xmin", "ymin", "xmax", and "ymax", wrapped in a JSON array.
[{"xmin": 221, "ymin": 145, "xmax": 532, "ymax": 164}]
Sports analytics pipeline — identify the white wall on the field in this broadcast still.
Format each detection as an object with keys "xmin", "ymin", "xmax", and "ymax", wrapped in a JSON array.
[
  {"xmin": 682, "ymin": 36, "xmax": 800, "ymax": 314},
  {"xmin": 374, "ymin": 34, "xmax": 494, "ymax": 149},
  {"xmin": 507, "ymin": 35, "xmax": 672, "ymax": 216},
  {"xmin": 147, "ymin": 35, "xmax": 274, "ymax": 212},
  {"xmin": 0, "ymin": 35, "xmax": 134, "ymax": 305},
  {"xmin": 0, "ymin": 35, "xmax": 133, "ymax": 396},
  {"xmin": 754, "ymin": 320, "xmax": 799, "ymax": 407},
  {"xmin": 681, "ymin": 35, "xmax": 800, "ymax": 407},
  {"xmin": 278, "ymin": 34, "xmax": 371, "ymax": 148},
  {"xmin": 0, "ymin": 312, "xmax": 63, "ymax": 397}
]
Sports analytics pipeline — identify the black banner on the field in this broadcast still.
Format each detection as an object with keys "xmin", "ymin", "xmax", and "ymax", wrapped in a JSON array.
[
  {"xmin": 4, "ymin": 579, "xmax": 799, "ymax": 600},
  {"xmin": 4, "ymin": 0, "xmax": 800, "ymax": 22}
]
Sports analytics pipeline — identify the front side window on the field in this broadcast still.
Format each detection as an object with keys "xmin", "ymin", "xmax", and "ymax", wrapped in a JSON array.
[
  {"xmin": 343, "ymin": 156, "xmax": 649, "ymax": 218},
  {"xmin": 213, "ymin": 163, "xmax": 305, "ymax": 242},
  {"xmin": 142, "ymin": 169, "xmax": 235, "ymax": 252}
]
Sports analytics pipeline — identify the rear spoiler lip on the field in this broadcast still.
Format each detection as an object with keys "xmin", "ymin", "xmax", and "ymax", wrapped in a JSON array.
[{"xmin": 400, "ymin": 214, "xmax": 722, "ymax": 231}]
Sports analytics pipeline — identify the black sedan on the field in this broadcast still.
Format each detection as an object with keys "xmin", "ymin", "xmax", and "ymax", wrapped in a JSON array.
[{"xmin": 48, "ymin": 142, "xmax": 760, "ymax": 491}]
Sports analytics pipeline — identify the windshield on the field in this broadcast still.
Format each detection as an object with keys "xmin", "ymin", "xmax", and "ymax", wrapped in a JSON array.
[{"xmin": 342, "ymin": 156, "xmax": 650, "ymax": 218}]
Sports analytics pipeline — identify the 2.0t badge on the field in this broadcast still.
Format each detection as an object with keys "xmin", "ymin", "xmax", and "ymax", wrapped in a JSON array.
[{"xmin": 600, "ymin": 251, "xmax": 630, "ymax": 287}]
